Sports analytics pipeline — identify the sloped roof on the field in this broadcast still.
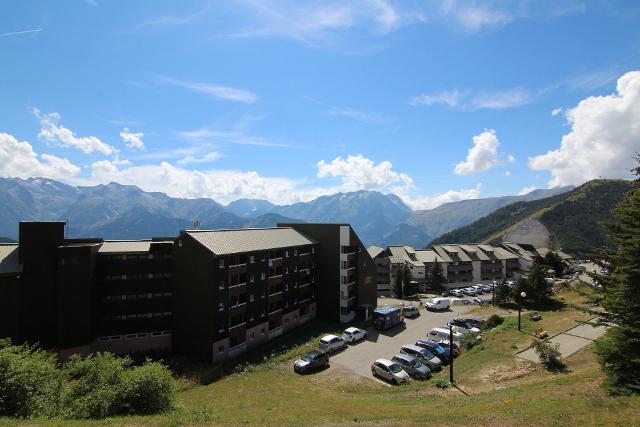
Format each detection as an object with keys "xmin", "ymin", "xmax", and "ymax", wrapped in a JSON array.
[
  {"xmin": 99, "ymin": 241, "xmax": 152, "ymax": 253},
  {"xmin": 414, "ymin": 249, "xmax": 442, "ymax": 263},
  {"xmin": 367, "ymin": 245, "xmax": 384, "ymax": 259},
  {"xmin": 0, "ymin": 244, "xmax": 22, "ymax": 274},
  {"xmin": 187, "ymin": 228, "xmax": 316, "ymax": 255},
  {"xmin": 493, "ymin": 246, "xmax": 520, "ymax": 260}
]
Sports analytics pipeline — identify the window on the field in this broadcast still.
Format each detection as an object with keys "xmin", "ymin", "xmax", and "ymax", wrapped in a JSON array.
[
  {"xmin": 219, "ymin": 302, "xmax": 225, "ymax": 311},
  {"xmin": 284, "ymin": 284, "xmax": 288, "ymax": 291},
  {"xmin": 312, "ymin": 247, "xmax": 315, "ymax": 254},
  {"xmin": 250, "ymin": 294, "xmax": 254, "ymax": 302},
  {"xmin": 250, "ymin": 275, "xmax": 254, "ymax": 283},
  {"xmin": 250, "ymin": 255, "xmax": 254, "ymax": 263},
  {"xmin": 294, "ymin": 249, "xmax": 298, "ymax": 256},
  {"xmin": 261, "ymin": 273, "xmax": 266, "ymax": 280},
  {"xmin": 218, "ymin": 281, "xmax": 225, "ymax": 290},
  {"xmin": 219, "ymin": 259, "xmax": 225, "ymax": 268},
  {"xmin": 285, "ymin": 267, "xmax": 289, "ymax": 274},
  {"xmin": 285, "ymin": 250, "xmax": 289, "ymax": 258}
]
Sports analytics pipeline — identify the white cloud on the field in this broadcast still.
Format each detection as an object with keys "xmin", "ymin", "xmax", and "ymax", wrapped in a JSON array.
[
  {"xmin": 0, "ymin": 133, "xmax": 80, "ymax": 179},
  {"xmin": 551, "ymin": 107, "xmax": 564, "ymax": 116},
  {"xmin": 0, "ymin": 28, "xmax": 43, "ymax": 37},
  {"xmin": 395, "ymin": 184, "xmax": 482, "ymax": 210},
  {"xmin": 177, "ymin": 152, "xmax": 223, "ymax": 165},
  {"xmin": 328, "ymin": 107, "xmax": 393, "ymax": 124},
  {"xmin": 225, "ymin": 0, "xmax": 425, "ymax": 47},
  {"xmin": 529, "ymin": 70, "xmax": 640, "ymax": 187},
  {"xmin": 504, "ymin": 171, "xmax": 512, "ymax": 176},
  {"xmin": 409, "ymin": 90, "xmax": 463, "ymax": 108},
  {"xmin": 316, "ymin": 154, "xmax": 413, "ymax": 191},
  {"xmin": 155, "ymin": 75, "xmax": 258, "ymax": 103},
  {"xmin": 87, "ymin": 160, "xmax": 301, "ymax": 205},
  {"xmin": 120, "ymin": 128, "xmax": 145, "ymax": 150},
  {"xmin": 410, "ymin": 87, "xmax": 532, "ymax": 110},
  {"xmin": 454, "ymin": 129, "xmax": 513, "ymax": 175},
  {"xmin": 449, "ymin": 5, "xmax": 512, "ymax": 31},
  {"xmin": 34, "ymin": 109, "xmax": 114, "ymax": 155},
  {"xmin": 518, "ymin": 185, "xmax": 536, "ymax": 195}
]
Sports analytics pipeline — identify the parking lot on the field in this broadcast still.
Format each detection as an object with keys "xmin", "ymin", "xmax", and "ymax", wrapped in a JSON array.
[{"xmin": 327, "ymin": 299, "xmax": 476, "ymax": 384}]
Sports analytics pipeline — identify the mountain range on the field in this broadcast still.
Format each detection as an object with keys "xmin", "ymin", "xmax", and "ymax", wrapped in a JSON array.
[
  {"xmin": 430, "ymin": 179, "xmax": 634, "ymax": 254},
  {"xmin": 0, "ymin": 176, "xmax": 573, "ymax": 246}
]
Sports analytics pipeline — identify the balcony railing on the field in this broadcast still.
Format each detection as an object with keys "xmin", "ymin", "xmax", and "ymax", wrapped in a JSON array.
[
  {"xmin": 228, "ymin": 282, "xmax": 247, "ymax": 289},
  {"xmin": 229, "ymin": 322, "xmax": 246, "ymax": 331}
]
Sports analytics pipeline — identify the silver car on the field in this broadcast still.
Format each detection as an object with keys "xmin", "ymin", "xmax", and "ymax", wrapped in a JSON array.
[
  {"xmin": 318, "ymin": 335, "xmax": 347, "ymax": 353},
  {"xmin": 399, "ymin": 344, "xmax": 442, "ymax": 371},
  {"xmin": 371, "ymin": 358, "xmax": 410, "ymax": 384},
  {"xmin": 392, "ymin": 353, "xmax": 431, "ymax": 380},
  {"xmin": 450, "ymin": 289, "xmax": 464, "ymax": 297}
]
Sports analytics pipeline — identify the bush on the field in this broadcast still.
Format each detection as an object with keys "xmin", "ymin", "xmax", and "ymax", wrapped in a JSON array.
[
  {"xmin": 0, "ymin": 340, "xmax": 63, "ymax": 418},
  {"xmin": 0, "ymin": 342, "xmax": 176, "ymax": 420},
  {"xmin": 62, "ymin": 353, "xmax": 176, "ymax": 418},
  {"xmin": 532, "ymin": 339, "xmax": 566, "ymax": 372},
  {"xmin": 433, "ymin": 378, "xmax": 449, "ymax": 389},
  {"xmin": 461, "ymin": 333, "xmax": 478, "ymax": 351},
  {"xmin": 481, "ymin": 314, "xmax": 504, "ymax": 331}
]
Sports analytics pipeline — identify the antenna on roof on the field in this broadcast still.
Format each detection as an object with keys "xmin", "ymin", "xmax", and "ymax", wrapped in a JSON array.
[
  {"xmin": 65, "ymin": 218, "xmax": 69, "ymax": 239},
  {"xmin": 193, "ymin": 217, "xmax": 200, "ymax": 230}
]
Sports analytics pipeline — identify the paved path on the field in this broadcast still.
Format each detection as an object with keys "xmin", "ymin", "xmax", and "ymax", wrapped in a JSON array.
[{"xmin": 517, "ymin": 320, "xmax": 607, "ymax": 362}]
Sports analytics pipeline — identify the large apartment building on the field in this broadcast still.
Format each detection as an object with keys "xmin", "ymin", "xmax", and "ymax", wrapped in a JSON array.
[
  {"xmin": 0, "ymin": 221, "xmax": 376, "ymax": 364},
  {"xmin": 373, "ymin": 242, "xmax": 569, "ymax": 291}
]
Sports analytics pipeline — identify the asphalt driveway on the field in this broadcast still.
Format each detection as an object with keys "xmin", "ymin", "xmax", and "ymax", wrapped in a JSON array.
[{"xmin": 328, "ymin": 302, "xmax": 475, "ymax": 382}]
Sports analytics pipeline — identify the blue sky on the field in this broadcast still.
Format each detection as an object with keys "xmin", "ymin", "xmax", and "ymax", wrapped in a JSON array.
[{"xmin": 1, "ymin": 0, "xmax": 639, "ymax": 209}]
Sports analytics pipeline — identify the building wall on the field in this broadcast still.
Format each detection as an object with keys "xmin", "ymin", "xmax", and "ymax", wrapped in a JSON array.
[
  {"xmin": 57, "ymin": 244, "xmax": 98, "ymax": 349},
  {"xmin": 172, "ymin": 234, "xmax": 217, "ymax": 361},
  {"xmin": 17, "ymin": 222, "xmax": 65, "ymax": 347},
  {"xmin": 0, "ymin": 274, "xmax": 20, "ymax": 341}
]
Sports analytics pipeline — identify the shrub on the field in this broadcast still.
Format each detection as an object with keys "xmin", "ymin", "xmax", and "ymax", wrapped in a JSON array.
[
  {"xmin": 433, "ymin": 378, "xmax": 449, "ymax": 389},
  {"xmin": 532, "ymin": 339, "xmax": 566, "ymax": 372},
  {"xmin": 62, "ymin": 353, "xmax": 176, "ymax": 418},
  {"xmin": 121, "ymin": 361, "xmax": 176, "ymax": 415},
  {"xmin": 0, "ymin": 340, "xmax": 63, "ymax": 418},
  {"xmin": 460, "ymin": 333, "xmax": 478, "ymax": 351},
  {"xmin": 481, "ymin": 314, "xmax": 504, "ymax": 331}
]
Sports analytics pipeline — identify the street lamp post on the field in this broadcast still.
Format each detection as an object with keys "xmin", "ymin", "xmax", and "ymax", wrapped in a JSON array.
[
  {"xmin": 449, "ymin": 324, "xmax": 454, "ymax": 384},
  {"xmin": 518, "ymin": 291, "xmax": 527, "ymax": 331}
]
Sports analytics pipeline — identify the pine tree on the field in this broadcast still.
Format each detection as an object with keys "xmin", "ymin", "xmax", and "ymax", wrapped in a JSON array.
[
  {"xmin": 494, "ymin": 279, "xmax": 511, "ymax": 306},
  {"xmin": 393, "ymin": 264, "xmax": 411, "ymax": 299},
  {"xmin": 595, "ymin": 156, "xmax": 640, "ymax": 394},
  {"xmin": 430, "ymin": 262, "xmax": 445, "ymax": 290}
]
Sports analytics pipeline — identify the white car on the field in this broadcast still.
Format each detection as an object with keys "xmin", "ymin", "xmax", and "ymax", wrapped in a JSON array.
[
  {"xmin": 371, "ymin": 358, "xmax": 410, "ymax": 385},
  {"xmin": 319, "ymin": 334, "xmax": 347, "ymax": 353},
  {"xmin": 342, "ymin": 327, "xmax": 367, "ymax": 343},
  {"xmin": 462, "ymin": 287, "xmax": 477, "ymax": 296},
  {"xmin": 450, "ymin": 289, "xmax": 464, "ymax": 297},
  {"xmin": 472, "ymin": 284, "xmax": 485, "ymax": 293},
  {"xmin": 428, "ymin": 327, "xmax": 463, "ymax": 342}
]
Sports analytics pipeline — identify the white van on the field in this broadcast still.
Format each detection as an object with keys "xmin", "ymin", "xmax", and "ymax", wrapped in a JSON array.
[
  {"xmin": 424, "ymin": 297, "xmax": 451, "ymax": 311},
  {"xmin": 428, "ymin": 327, "xmax": 463, "ymax": 342}
]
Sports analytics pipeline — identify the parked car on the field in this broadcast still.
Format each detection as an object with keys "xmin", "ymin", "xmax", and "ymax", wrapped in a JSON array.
[
  {"xmin": 424, "ymin": 297, "xmax": 451, "ymax": 311},
  {"xmin": 399, "ymin": 344, "xmax": 442, "ymax": 370},
  {"xmin": 462, "ymin": 287, "xmax": 477, "ymax": 296},
  {"xmin": 342, "ymin": 327, "xmax": 367, "ymax": 343},
  {"xmin": 481, "ymin": 284, "xmax": 493, "ymax": 293},
  {"xmin": 392, "ymin": 353, "xmax": 432, "ymax": 380},
  {"xmin": 371, "ymin": 358, "xmax": 410, "ymax": 384},
  {"xmin": 473, "ymin": 297, "xmax": 490, "ymax": 306},
  {"xmin": 448, "ymin": 318, "xmax": 481, "ymax": 335},
  {"xmin": 403, "ymin": 305, "xmax": 420, "ymax": 318},
  {"xmin": 294, "ymin": 350, "xmax": 329, "ymax": 373},
  {"xmin": 428, "ymin": 327, "xmax": 463, "ymax": 342},
  {"xmin": 450, "ymin": 289, "xmax": 464, "ymax": 297},
  {"xmin": 436, "ymin": 339, "xmax": 460, "ymax": 357},
  {"xmin": 441, "ymin": 290, "xmax": 450, "ymax": 297},
  {"xmin": 414, "ymin": 339, "xmax": 452, "ymax": 364},
  {"xmin": 459, "ymin": 317, "xmax": 485, "ymax": 328},
  {"xmin": 319, "ymin": 335, "xmax": 347, "ymax": 353},
  {"xmin": 472, "ymin": 284, "xmax": 485, "ymax": 293}
]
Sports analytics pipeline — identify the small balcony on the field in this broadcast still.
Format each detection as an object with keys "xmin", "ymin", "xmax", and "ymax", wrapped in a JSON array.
[{"xmin": 339, "ymin": 310, "xmax": 356, "ymax": 323}]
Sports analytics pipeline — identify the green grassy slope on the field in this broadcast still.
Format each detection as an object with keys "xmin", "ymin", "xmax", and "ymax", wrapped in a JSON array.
[{"xmin": 429, "ymin": 179, "xmax": 634, "ymax": 254}]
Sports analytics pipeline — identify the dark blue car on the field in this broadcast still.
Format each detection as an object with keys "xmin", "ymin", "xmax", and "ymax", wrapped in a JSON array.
[{"xmin": 415, "ymin": 339, "xmax": 452, "ymax": 364}]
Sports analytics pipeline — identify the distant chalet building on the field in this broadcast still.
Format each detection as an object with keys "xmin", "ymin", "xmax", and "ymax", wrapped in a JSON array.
[
  {"xmin": 372, "ymin": 242, "xmax": 570, "ymax": 291},
  {"xmin": 0, "ymin": 221, "xmax": 376, "ymax": 364}
]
